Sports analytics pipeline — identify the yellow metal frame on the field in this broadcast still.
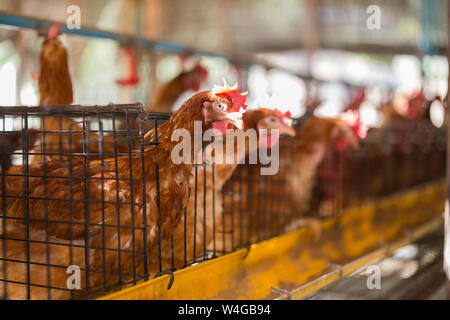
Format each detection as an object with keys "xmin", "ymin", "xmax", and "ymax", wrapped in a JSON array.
[
  {"xmin": 98, "ymin": 179, "xmax": 446, "ymax": 300},
  {"xmin": 276, "ymin": 215, "xmax": 442, "ymax": 300}
]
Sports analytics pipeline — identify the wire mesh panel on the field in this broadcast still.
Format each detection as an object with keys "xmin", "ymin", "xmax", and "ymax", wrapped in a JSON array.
[
  {"xmin": 341, "ymin": 120, "xmax": 447, "ymax": 205},
  {"xmin": 220, "ymin": 143, "xmax": 294, "ymax": 253},
  {"xmin": 0, "ymin": 104, "xmax": 447, "ymax": 300},
  {"xmin": 0, "ymin": 104, "xmax": 173, "ymax": 299},
  {"xmin": 157, "ymin": 161, "xmax": 215, "ymax": 272}
]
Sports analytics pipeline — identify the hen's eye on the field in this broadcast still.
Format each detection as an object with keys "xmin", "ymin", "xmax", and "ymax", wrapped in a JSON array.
[
  {"xmin": 270, "ymin": 117, "xmax": 277, "ymax": 123},
  {"xmin": 216, "ymin": 102, "xmax": 227, "ymax": 111}
]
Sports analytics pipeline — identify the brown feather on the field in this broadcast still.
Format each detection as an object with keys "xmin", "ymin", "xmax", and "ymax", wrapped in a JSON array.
[{"xmin": 1, "ymin": 91, "xmax": 243, "ymax": 298}]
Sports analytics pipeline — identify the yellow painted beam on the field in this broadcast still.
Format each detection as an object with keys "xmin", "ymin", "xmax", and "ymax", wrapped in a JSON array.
[
  {"xmin": 98, "ymin": 179, "xmax": 446, "ymax": 300},
  {"xmin": 279, "ymin": 215, "xmax": 443, "ymax": 300}
]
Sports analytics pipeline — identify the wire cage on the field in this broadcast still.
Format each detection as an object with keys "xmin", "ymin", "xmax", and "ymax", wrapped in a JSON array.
[
  {"xmin": 0, "ymin": 104, "xmax": 172, "ymax": 299},
  {"xmin": 220, "ymin": 154, "xmax": 294, "ymax": 252},
  {"xmin": 343, "ymin": 120, "xmax": 446, "ymax": 204},
  {"xmin": 0, "ymin": 104, "xmax": 447, "ymax": 300}
]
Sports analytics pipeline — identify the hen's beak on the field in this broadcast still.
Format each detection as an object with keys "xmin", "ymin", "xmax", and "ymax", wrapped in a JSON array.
[
  {"xmin": 225, "ymin": 111, "xmax": 245, "ymax": 129},
  {"xmin": 280, "ymin": 124, "xmax": 296, "ymax": 137},
  {"xmin": 228, "ymin": 118, "xmax": 243, "ymax": 130}
]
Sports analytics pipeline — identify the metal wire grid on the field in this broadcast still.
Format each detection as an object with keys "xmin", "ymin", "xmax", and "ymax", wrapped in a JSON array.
[
  {"xmin": 219, "ymin": 148, "xmax": 295, "ymax": 252},
  {"xmin": 0, "ymin": 106, "xmax": 446, "ymax": 299},
  {"xmin": 0, "ymin": 104, "xmax": 170, "ymax": 299}
]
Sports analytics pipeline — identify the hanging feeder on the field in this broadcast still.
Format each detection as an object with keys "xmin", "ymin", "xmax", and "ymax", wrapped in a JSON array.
[{"xmin": 116, "ymin": 47, "xmax": 140, "ymax": 86}]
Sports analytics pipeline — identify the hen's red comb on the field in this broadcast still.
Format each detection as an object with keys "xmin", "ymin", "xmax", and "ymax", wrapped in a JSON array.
[
  {"xmin": 213, "ymin": 79, "xmax": 247, "ymax": 112},
  {"xmin": 348, "ymin": 88, "xmax": 365, "ymax": 109},
  {"xmin": 47, "ymin": 24, "xmax": 61, "ymax": 40},
  {"xmin": 408, "ymin": 90, "xmax": 425, "ymax": 102},
  {"xmin": 340, "ymin": 110, "xmax": 368, "ymax": 140},
  {"xmin": 30, "ymin": 72, "xmax": 40, "ymax": 81},
  {"xmin": 355, "ymin": 89, "xmax": 366, "ymax": 104},
  {"xmin": 281, "ymin": 110, "xmax": 291, "ymax": 119},
  {"xmin": 191, "ymin": 63, "xmax": 208, "ymax": 78},
  {"xmin": 305, "ymin": 97, "xmax": 322, "ymax": 111},
  {"xmin": 274, "ymin": 109, "xmax": 292, "ymax": 125},
  {"xmin": 405, "ymin": 90, "xmax": 426, "ymax": 120}
]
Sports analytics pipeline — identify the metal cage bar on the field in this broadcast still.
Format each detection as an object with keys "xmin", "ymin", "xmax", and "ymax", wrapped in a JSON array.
[{"xmin": 0, "ymin": 103, "xmax": 446, "ymax": 300}]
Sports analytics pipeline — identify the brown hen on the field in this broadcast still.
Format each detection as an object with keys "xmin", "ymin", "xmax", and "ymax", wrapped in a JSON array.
[
  {"xmin": 156, "ymin": 108, "xmax": 295, "ymax": 269},
  {"xmin": 285, "ymin": 114, "xmax": 365, "ymax": 237},
  {"xmin": 32, "ymin": 36, "xmax": 129, "ymax": 166},
  {"xmin": 148, "ymin": 63, "xmax": 208, "ymax": 112},
  {"xmin": 1, "ymin": 86, "xmax": 247, "ymax": 299}
]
